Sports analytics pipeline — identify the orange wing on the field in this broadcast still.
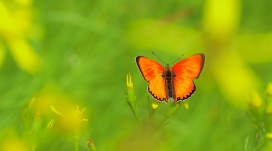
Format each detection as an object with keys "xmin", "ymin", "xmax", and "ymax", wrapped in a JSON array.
[
  {"xmin": 136, "ymin": 56, "xmax": 167, "ymax": 102},
  {"xmin": 171, "ymin": 54, "xmax": 205, "ymax": 102}
]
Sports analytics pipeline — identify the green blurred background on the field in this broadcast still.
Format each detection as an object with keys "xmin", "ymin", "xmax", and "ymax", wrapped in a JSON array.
[{"xmin": 1, "ymin": 0, "xmax": 272, "ymax": 150}]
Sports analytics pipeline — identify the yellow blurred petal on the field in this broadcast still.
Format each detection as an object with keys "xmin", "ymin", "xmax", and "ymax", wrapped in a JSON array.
[
  {"xmin": 0, "ymin": 1, "xmax": 37, "ymax": 39},
  {"xmin": 203, "ymin": 0, "xmax": 240, "ymax": 39},
  {"xmin": 12, "ymin": 8, "xmax": 34, "ymax": 33},
  {"xmin": 0, "ymin": 2, "xmax": 24, "ymax": 38},
  {"xmin": 265, "ymin": 133, "xmax": 272, "ymax": 139},
  {"xmin": 212, "ymin": 51, "xmax": 261, "ymax": 108},
  {"xmin": 33, "ymin": 85, "xmax": 74, "ymax": 115},
  {"xmin": 14, "ymin": 0, "xmax": 33, "ymax": 6},
  {"xmin": 236, "ymin": 33, "xmax": 272, "ymax": 63},
  {"xmin": 152, "ymin": 100, "xmax": 159, "ymax": 109},
  {"xmin": 7, "ymin": 38, "xmax": 41, "ymax": 74},
  {"xmin": 0, "ymin": 2, "xmax": 12, "ymax": 36},
  {"xmin": 0, "ymin": 42, "xmax": 6, "ymax": 67},
  {"xmin": 127, "ymin": 19, "xmax": 202, "ymax": 54},
  {"xmin": 47, "ymin": 119, "xmax": 54, "ymax": 129},
  {"xmin": 250, "ymin": 91, "xmax": 263, "ymax": 108},
  {"xmin": 0, "ymin": 2, "xmax": 9, "ymax": 21},
  {"xmin": 1, "ymin": 138, "xmax": 29, "ymax": 151},
  {"xmin": 51, "ymin": 106, "xmax": 64, "ymax": 117}
]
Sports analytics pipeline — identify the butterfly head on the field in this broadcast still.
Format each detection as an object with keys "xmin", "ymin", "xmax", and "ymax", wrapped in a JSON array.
[{"xmin": 165, "ymin": 64, "xmax": 170, "ymax": 68}]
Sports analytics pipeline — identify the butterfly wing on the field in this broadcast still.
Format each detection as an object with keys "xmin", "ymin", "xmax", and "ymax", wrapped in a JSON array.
[
  {"xmin": 171, "ymin": 54, "xmax": 205, "ymax": 102},
  {"xmin": 136, "ymin": 56, "xmax": 168, "ymax": 102}
]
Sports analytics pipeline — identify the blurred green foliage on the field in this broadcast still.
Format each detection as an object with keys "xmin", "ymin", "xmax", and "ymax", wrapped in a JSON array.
[{"xmin": 0, "ymin": 0, "xmax": 272, "ymax": 150}]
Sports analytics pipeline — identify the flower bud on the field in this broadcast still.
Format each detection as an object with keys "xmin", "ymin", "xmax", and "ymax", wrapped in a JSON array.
[
  {"xmin": 86, "ymin": 138, "xmax": 97, "ymax": 151},
  {"xmin": 182, "ymin": 101, "xmax": 189, "ymax": 109},
  {"xmin": 125, "ymin": 73, "xmax": 141, "ymax": 128},
  {"xmin": 126, "ymin": 73, "xmax": 136, "ymax": 102}
]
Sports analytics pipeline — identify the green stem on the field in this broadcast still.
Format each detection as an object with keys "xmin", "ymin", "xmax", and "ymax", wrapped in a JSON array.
[
  {"xmin": 149, "ymin": 107, "xmax": 156, "ymax": 121},
  {"xmin": 149, "ymin": 99, "xmax": 158, "ymax": 121},
  {"xmin": 158, "ymin": 116, "xmax": 169, "ymax": 128},
  {"xmin": 74, "ymin": 138, "xmax": 79, "ymax": 151},
  {"xmin": 128, "ymin": 103, "xmax": 142, "ymax": 129}
]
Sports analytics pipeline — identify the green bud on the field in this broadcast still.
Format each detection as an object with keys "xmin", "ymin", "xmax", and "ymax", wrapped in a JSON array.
[
  {"xmin": 182, "ymin": 101, "xmax": 189, "ymax": 109},
  {"xmin": 152, "ymin": 100, "xmax": 159, "ymax": 110},
  {"xmin": 126, "ymin": 73, "xmax": 136, "ymax": 103},
  {"xmin": 126, "ymin": 73, "xmax": 141, "ymax": 129},
  {"xmin": 86, "ymin": 138, "xmax": 97, "ymax": 151}
]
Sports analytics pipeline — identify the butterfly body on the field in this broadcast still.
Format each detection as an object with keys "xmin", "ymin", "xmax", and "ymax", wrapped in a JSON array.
[
  {"xmin": 163, "ymin": 65, "xmax": 175, "ymax": 101},
  {"xmin": 136, "ymin": 54, "xmax": 205, "ymax": 103}
]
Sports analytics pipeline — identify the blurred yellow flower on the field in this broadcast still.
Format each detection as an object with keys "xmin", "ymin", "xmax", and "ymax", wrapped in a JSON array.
[
  {"xmin": 203, "ymin": 0, "xmax": 240, "ymax": 40},
  {"xmin": 0, "ymin": 137, "xmax": 30, "ymax": 151},
  {"xmin": 51, "ymin": 105, "xmax": 88, "ymax": 133},
  {"xmin": 211, "ymin": 51, "xmax": 261, "ymax": 108},
  {"xmin": 0, "ymin": 0, "xmax": 41, "ymax": 74}
]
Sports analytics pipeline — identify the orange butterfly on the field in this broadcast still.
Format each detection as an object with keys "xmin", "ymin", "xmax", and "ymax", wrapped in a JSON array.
[{"xmin": 136, "ymin": 53, "xmax": 205, "ymax": 102}]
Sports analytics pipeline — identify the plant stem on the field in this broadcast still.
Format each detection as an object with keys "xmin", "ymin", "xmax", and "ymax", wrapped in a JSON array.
[
  {"xmin": 158, "ymin": 116, "xmax": 169, "ymax": 128},
  {"xmin": 129, "ymin": 103, "xmax": 142, "ymax": 129},
  {"xmin": 74, "ymin": 138, "xmax": 79, "ymax": 151}
]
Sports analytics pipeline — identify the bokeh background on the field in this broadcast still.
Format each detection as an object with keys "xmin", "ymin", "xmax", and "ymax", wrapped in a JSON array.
[{"xmin": 1, "ymin": 0, "xmax": 272, "ymax": 150}]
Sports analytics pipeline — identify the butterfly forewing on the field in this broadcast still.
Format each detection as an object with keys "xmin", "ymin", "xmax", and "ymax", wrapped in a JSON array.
[
  {"xmin": 136, "ymin": 56, "xmax": 167, "ymax": 101},
  {"xmin": 171, "ymin": 54, "xmax": 205, "ymax": 102},
  {"xmin": 172, "ymin": 54, "xmax": 205, "ymax": 79}
]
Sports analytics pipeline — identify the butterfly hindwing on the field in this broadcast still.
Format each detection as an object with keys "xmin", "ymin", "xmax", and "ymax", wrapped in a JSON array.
[
  {"xmin": 173, "ymin": 76, "xmax": 196, "ymax": 102},
  {"xmin": 136, "ymin": 56, "xmax": 167, "ymax": 101},
  {"xmin": 148, "ymin": 75, "xmax": 167, "ymax": 101},
  {"xmin": 171, "ymin": 54, "xmax": 205, "ymax": 102}
]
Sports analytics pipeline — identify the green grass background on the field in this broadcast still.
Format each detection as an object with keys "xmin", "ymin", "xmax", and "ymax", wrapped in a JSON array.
[{"xmin": 1, "ymin": 0, "xmax": 272, "ymax": 150}]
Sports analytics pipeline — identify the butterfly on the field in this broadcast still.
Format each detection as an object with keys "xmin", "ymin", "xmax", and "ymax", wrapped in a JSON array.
[{"xmin": 136, "ymin": 53, "xmax": 205, "ymax": 102}]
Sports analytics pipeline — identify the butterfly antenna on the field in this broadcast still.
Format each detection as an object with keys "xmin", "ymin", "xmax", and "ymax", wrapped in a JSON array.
[
  {"xmin": 152, "ymin": 52, "xmax": 166, "ymax": 65},
  {"xmin": 171, "ymin": 54, "xmax": 184, "ymax": 65}
]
